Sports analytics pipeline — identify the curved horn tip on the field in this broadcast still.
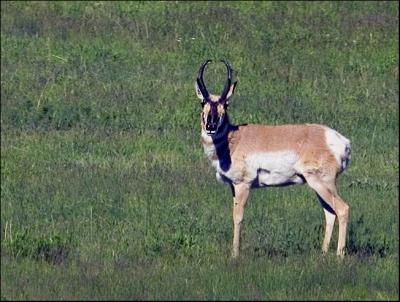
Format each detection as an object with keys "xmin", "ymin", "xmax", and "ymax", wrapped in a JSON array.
[
  {"xmin": 201, "ymin": 59, "xmax": 212, "ymax": 67},
  {"xmin": 197, "ymin": 59, "xmax": 212, "ymax": 78},
  {"xmin": 221, "ymin": 59, "xmax": 232, "ymax": 75},
  {"xmin": 219, "ymin": 59, "xmax": 233, "ymax": 101},
  {"xmin": 220, "ymin": 59, "xmax": 231, "ymax": 66},
  {"xmin": 197, "ymin": 59, "xmax": 212, "ymax": 100}
]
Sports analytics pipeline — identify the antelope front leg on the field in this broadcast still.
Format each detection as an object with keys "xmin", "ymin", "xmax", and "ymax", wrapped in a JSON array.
[{"xmin": 231, "ymin": 183, "xmax": 250, "ymax": 258}]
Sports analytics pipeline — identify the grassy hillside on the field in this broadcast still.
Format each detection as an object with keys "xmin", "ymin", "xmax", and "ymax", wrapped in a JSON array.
[{"xmin": 1, "ymin": 1, "xmax": 398, "ymax": 300}]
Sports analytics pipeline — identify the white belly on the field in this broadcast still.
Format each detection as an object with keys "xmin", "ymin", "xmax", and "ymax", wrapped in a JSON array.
[{"xmin": 245, "ymin": 151, "xmax": 304, "ymax": 187}]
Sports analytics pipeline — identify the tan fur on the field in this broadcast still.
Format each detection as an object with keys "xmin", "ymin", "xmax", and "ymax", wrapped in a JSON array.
[
  {"xmin": 201, "ymin": 124, "xmax": 339, "ymax": 184},
  {"xmin": 197, "ymin": 79, "xmax": 350, "ymax": 259},
  {"xmin": 229, "ymin": 124, "xmax": 339, "ymax": 174}
]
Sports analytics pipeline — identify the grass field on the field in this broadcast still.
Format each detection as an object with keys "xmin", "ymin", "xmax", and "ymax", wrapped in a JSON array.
[{"xmin": 1, "ymin": 1, "xmax": 399, "ymax": 300}]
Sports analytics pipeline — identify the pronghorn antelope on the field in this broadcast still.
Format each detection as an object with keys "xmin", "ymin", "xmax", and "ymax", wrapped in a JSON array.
[{"xmin": 195, "ymin": 59, "xmax": 351, "ymax": 258}]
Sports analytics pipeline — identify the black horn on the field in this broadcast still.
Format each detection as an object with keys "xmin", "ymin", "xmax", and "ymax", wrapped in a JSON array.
[
  {"xmin": 219, "ymin": 59, "xmax": 232, "ymax": 102},
  {"xmin": 196, "ymin": 59, "xmax": 212, "ymax": 101}
]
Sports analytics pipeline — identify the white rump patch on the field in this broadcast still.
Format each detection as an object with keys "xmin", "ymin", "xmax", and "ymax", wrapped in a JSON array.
[
  {"xmin": 324, "ymin": 127, "xmax": 351, "ymax": 172},
  {"xmin": 246, "ymin": 151, "xmax": 302, "ymax": 186}
]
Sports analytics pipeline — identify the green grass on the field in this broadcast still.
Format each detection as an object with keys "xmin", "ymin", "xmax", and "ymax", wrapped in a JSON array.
[
  {"xmin": 1, "ymin": 1, "xmax": 399, "ymax": 300},
  {"xmin": 2, "ymin": 254, "xmax": 398, "ymax": 300}
]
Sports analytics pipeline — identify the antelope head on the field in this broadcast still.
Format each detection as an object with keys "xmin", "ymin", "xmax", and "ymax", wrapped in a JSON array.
[{"xmin": 195, "ymin": 59, "xmax": 237, "ymax": 136}]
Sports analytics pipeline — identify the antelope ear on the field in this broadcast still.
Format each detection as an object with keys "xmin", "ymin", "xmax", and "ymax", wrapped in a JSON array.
[
  {"xmin": 195, "ymin": 81, "xmax": 205, "ymax": 101},
  {"xmin": 225, "ymin": 81, "xmax": 237, "ymax": 104}
]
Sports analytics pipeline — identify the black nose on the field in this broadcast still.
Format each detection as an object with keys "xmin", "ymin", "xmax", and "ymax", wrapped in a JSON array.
[{"xmin": 206, "ymin": 117, "xmax": 217, "ymax": 131}]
